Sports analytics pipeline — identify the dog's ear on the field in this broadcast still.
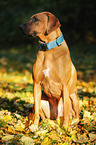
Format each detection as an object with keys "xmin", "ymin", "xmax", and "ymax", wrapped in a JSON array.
[{"xmin": 45, "ymin": 12, "xmax": 61, "ymax": 35}]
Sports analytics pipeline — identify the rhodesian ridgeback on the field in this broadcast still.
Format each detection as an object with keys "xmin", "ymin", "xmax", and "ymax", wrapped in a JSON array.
[{"xmin": 19, "ymin": 12, "xmax": 79, "ymax": 132}]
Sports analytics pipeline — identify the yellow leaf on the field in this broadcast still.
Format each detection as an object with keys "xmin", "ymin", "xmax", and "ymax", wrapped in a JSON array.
[
  {"xmin": 2, "ymin": 115, "xmax": 12, "ymax": 122},
  {"xmin": 0, "ymin": 130, "xmax": 3, "ymax": 138},
  {"xmin": 48, "ymin": 131, "xmax": 60, "ymax": 140},
  {"xmin": 76, "ymin": 136, "xmax": 88, "ymax": 143},
  {"xmin": 83, "ymin": 110, "xmax": 91, "ymax": 118},
  {"xmin": 20, "ymin": 136, "xmax": 34, "ymax": 145},
  {"xmin": 26, "ymin": 92, "xmax": 32, "ymax": 97},
  {"xmin": 81, "ymin": 81, "xmax": 88, "ymax": 87},
  {"xmin": 80, "ymin": 133, "xmax": 87, "ymax": 137},
  {"xmin": 70, "ymin": 130, "xmax": 77, "ymax": 135},
  {"xmin": 45, "ymin": 119, "xmax": 58, "ymax": 128},
  {"xmin": 41, "ymin": 137, "xmax": 52, "ymax": 145},
  {"xmin": 8, "ymin": 126, "xmax": 15, "ymax": 134},
  {"xmin": 35, "ymin": 130, "xmax": 48, "ymax": 136},
  {"xmin": 57, "ymin": 116, "xmax": 63, "ymax": 126},
  {"xmin": 18, "ymin": 106, "xmax": 24, "ymax": 111},
  {"xmin": 71, "ymin": 118, "xmax": 79, "ymax": 125},
  {"xmin": 14, "ymin": 120, "xmax": 25, "ymax": 132},
  {"xmin": 83, "ymin": 99, "xmax": 88, "ymax": 106},
  {"xmin": 89, "ymin": 133, "xmax": 96, "ymax": 140},
  {"xmin": 61, "ymin": 143, "xmax": 69, "ymax": 145},
  {"xmin": 29, "ymin": 124, "xmax": 38, "ymax": 132},
  {"xmin": 2, "ymin": 134, "xmax": 14, "ymax": 141},
  {"xmin": 82, "ymin": 88, "xmax": 87, "ymax": 92},
  {"xmin": 92, "ymin": 112, "xmax": 96, "ymax": 121},
  {"xmin": 63, "ymin": 125, "xmax": 69, "ymax": 130},
  {"xmin": 71, "ymin": 134, "xmax": 77, "ymax": 141},
  {"xmin": 88, "ymin": 87, "xmax": 94, "ymax": 93}
]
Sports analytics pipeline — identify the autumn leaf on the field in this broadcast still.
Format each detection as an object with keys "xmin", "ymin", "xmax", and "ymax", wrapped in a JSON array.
[
  {"xmin": 57, "ymin": 116, "xmax": 63, "ymax": 126},
  {"xmin": 2, "ymin": 134, "xmax": 14, "ymax": 141},
  {"xmin": 89, "ymin": 133, "xmax": 96, "ymax": 141},
  {"xmin": 71, "ymin": 134, "xmax": 77, "ymax": 142},
  {"xmin": 48, "ymin": 131, "xmax": 60, "ymax": 141},
  {"xmin": 76, "ymin": 136, "xmax": 89, "ymax": 143},
  {"xmin": 14, "ymin": 120, "xmax": 25, "ymax": 132},
  {"xmin": 0, "ymin": 130, "xmax": 3, "ymax": 138},
  {"xmin": 35, "ymin": 129, "xmax": 48, "ymax": 136},
  {"xmin": 2, "ymin": 115, "xmax": 12, "ymax": 122},
  {"xmin": 41, "ymin": 137, "xmax": 52, "ymax": 145},
  {"xmin": 92, "ymin": 112, "xmax": 96, "ymax": 121},
  {"xmin": 20, "ymin": 136, "xmax": 34, "ymax": 145}
]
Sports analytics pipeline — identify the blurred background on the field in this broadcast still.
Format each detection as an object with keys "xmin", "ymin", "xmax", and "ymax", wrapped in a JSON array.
[
  {"xmin": 0, "ymin": 0, "xmax": 96, "ymax": 47},
  {"xmin": 0, "ymin": 0, "xmax": 96, "ymax": 81}
]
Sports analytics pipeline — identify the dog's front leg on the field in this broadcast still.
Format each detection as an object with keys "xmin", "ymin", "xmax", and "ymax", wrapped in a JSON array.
[
  {"xmin": 63, "ymin": 85, "xmax": 69, "ymax": 126},
  {"xmin": 34, "ymin": 81, "xmax": 41, "ymax": 125},
  {"xmin": 29, "ymin": 81, "xmax": 41, "ymax": 132}
]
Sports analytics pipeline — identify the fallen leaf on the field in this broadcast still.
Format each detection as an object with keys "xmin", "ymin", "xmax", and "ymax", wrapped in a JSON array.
[
  {"xmin": 2, "ymin": 134, "xmax": 14, "ymax": 141},
  {"xmin": 71, "ymin": 118, "xmax": 79, "ymax": 125},
  {"xmin": 89, "ymin": 133, "xmax": 96, "ymax": 140},
  {"xmin": 41, "ymin": 137, "xmax": 52, "ymax": 145},
  {"xmin": 14, "ymin": 120, "xmax": 25, "ymax": 132},
  {"xmin": 2, "ymin": 115, "xmax": 12, "ymax": 122},
  {"xmin": 49, "ymin": 131, "xmax": 60, "ymax": 141},
  {"xmin": 29, "ymin": 124, "xmax": 38, "ymax": 132},
  {"xmin": 20, "ymin": 136, "xmax": 34, "ymax": 145},
  {"xmin": 7, "ymin": 126, "xmax": 15, "ymax": 134},
  {"xmin": 14, "ymin": 113, "xmax": 21, "ymax": 118},
  {"xmin": 18, "ymin": 106, "xmax": 24, "ymax": 111},
  {"xmin": 60, "ymin": 143, "xmax": 69, "ymax": 145},
  {"xmin": 70, "ymin": 130, "xmax": 77, "ymax": 135},
  {"xmin": 76, "ymin": 136, "xmax": 89, "ymax": 143},
  {"xmin": 57, "ymin": 116, "xmax": 63, "ymax": 126},
  {"xmin": 0, "ymin": 130, "xmax": 3, "ymax": 138},
  {"xmin": 92, "ymin": 112, "xmax": 96, "ymax": 121},
  {"xmin": 83, "ymin": 110, "xmax": 91, "ymax": 118},
  {"xmin": 81, "ymin": 81, "xmax": 88, "ymax": 87},
  {"xmin": 45, "ymin": 119, "xmax": 58, "ymax": 128},
  {"xmin": 35, "ymin": 129, "xmax": 48, "ymax": 136},
  {"xmin": 24, "ymin": 103, "xmax": 34, "ymax": 108},
  {"xmin": 71, "ymin": 134, "xmax": 77, "ymax": 142}
]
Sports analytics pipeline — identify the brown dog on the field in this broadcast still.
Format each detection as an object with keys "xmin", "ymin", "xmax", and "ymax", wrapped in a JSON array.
[{"xmin": 19, "ymin": 12, "xmax": 79, "ymax": 131}]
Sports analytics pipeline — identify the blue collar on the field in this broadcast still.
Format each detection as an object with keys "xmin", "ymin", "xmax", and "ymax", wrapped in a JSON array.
[{"xmin": 39, "ymin": 33, "xmax": 64, "ymax": 51}]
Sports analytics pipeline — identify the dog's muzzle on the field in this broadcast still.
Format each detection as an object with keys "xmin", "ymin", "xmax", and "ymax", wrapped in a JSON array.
[{"xmin": 19, "ymin": 23, "xmax": 31, "ymax": 36}]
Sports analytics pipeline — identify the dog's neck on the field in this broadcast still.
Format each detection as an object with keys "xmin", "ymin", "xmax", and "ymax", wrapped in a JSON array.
[{"xmin": 38, "ymin": 28, "xmax": 62, "ymax": 44}]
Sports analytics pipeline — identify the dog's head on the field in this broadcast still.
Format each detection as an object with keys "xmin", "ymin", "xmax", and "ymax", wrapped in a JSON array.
[{"xmin": 19, "ymin": 12, "xmax": 61, "ymax": 37}]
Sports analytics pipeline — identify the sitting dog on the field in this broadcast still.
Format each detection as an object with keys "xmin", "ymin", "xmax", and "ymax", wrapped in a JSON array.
[{"xmin": 19, "ymin": 12, "xmax": 79, "ymax": 132}]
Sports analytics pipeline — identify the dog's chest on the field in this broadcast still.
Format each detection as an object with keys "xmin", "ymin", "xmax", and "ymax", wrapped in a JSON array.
[
  {"xmin": 33, "ymin": 51, "xmax": 63, "ymax": 98},
  {"xmin": 33, "ymin": 52, "xmax": 53, "ymax": 83}
]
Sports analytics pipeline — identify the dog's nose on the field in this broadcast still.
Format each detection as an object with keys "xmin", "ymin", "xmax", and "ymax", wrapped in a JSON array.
[{"xmin": 19, "ymin": 24, "xmax": 25, "ymax": 29}]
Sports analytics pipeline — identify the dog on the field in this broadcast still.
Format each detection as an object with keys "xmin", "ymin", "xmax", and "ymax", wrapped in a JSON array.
[{"xmin": 19, "ymin": 12, "xmax": 79, "ymax": 132}]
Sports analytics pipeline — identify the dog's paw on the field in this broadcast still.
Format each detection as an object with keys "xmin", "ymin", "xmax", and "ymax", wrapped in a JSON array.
[{"xmin": 29, "ymin": 124, "xmax": 38, "ymax": 132}]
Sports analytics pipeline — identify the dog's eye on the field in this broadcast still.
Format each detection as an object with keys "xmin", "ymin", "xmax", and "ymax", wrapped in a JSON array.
[{"xmin": 32, "ymin": 17, "xmax": 39, "ymax": 22}]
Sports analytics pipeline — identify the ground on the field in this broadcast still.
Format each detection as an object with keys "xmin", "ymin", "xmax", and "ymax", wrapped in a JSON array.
[{"xmin": 0, "ymin": 43, "xmax": 96, "ymax": 144}]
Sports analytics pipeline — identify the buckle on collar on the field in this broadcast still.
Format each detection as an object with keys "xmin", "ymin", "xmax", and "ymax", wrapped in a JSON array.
[
  {"xmin": 39, "ymin": 42, "xmax": 48, "ymax": 51},
  {"xmin": 56, "ymin": 38, "xmax": 61, "ymax": 46}
]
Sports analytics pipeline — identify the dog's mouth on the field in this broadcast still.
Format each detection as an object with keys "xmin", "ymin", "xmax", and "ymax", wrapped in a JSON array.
[{"xmin": 31, "ymin": 31, "xmax": 38, "ymax": 37}]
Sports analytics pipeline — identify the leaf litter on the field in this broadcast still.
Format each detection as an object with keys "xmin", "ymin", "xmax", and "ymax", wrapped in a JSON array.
[{"xmin": 0, "ymin": 46, "xmax": 96, "ymax": 144}]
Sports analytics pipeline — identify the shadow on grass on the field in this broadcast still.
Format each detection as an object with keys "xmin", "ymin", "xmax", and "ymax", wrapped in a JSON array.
[
  {"xmin": 0, "ymin": 82, "xmax": 34, "ymax": 117},
  {"xmin": 0, "ymin": 96, "xmax": 34, "ymax": 117}
]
